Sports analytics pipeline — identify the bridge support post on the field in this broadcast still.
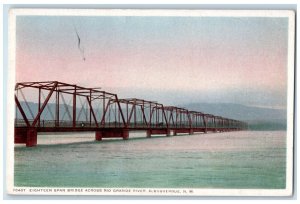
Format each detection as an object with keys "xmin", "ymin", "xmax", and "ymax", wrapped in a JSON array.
[
  {"xmin": 122, "ymin": 130, "xmax": 129, "ymax": 140},
  {"xmin": 15, "ymin": 128, "xmax": 37, "ymax": 147},
  {"xmin": 166, "ymin": 129, "xmax": 171, "ymax": 137},
  {"xmin": 95, "ymin": 129, "xmax": 129, "ymax": 141},
  {"xmin": 173, "ymin": 129, "xmax": 193, "ymax": 135},
  {"xmin": 146, "ymin": 130, "xmax": 152, "ymax": 138},
  {"xmin": 95, "ymin": 131, "xmax": 102, "ymax": 141},
  {"xmin": 26, "ymin": 128, "xmax": 37, "ymax": 147},
  {"xmin": 147, "ymin": 129, "xmax": 169, "ymax": 137}
]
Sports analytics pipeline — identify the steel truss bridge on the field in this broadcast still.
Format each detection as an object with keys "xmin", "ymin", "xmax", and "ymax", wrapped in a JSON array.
[{"xmin": 14, "ymin": 81, "xmax": 247, "ymax": 147}]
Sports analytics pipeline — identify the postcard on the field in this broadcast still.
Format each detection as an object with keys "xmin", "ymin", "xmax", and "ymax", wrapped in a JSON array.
[{"xmin": 6, "ymin": 9, "xmax": 295, "ymax": 196}]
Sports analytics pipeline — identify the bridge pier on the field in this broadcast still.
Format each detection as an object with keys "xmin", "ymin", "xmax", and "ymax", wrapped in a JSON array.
[
  {"xmin": 95, "ymin": 129, "xmax": 129, "ymax": 141},
  {"xmin": 173, "ymin": 128, "xmax": 194, "ymax": 136},
  {"xmin": 15, "ymin": 128, "xmax": 37, "ymax": 147},
  {"xmin": 166, "ymin": 129, "xmax": 171, "ymax": 137},
  {"xmin": 146, "ymin": 129, "xmax": 170, "ymax": 138},
  {"xmin": 95, "ymin": 131, "xmax": 103, "ymax": 141},
  {"xmin": 146, "ymin": 130, "xmax": 151, "ymax": 138},
  {"xmin": 122, "ymin": 130, "xmax": 129, "ymax": 140}
]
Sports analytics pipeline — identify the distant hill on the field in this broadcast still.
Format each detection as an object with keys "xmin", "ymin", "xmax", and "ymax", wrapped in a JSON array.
[
  {"xmin": 180, "ymin": 103, "xmax": 286, "ymax": 121},
  {"xmin": 180, "ymin": 103, "xmax": 287, "ymax": 130},
  {"xmin": 16, "ymin": 101, "xmax": 288, "ymax": 130}
]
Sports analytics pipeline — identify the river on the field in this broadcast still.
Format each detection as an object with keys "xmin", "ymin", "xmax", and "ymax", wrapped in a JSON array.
[{"xmin": 14, "ymin": 131, "xmax": 286, "ymax": 189}]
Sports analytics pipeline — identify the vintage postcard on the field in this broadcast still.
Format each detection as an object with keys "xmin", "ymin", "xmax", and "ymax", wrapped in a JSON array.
[{"xmin": 7, "ymin": 9, "xmax": 295, "ymax": 196}]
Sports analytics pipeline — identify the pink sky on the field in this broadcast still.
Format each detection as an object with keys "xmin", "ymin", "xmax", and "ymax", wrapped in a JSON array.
[{"xmin": 15, "ymin": 16, "xmax": 289, "ymax": 107}]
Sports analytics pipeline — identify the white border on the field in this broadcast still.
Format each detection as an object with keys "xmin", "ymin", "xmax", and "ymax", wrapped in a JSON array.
[
  {"xmin": 6, "ymin": 8, "xmax": 295, "ymax": 197},
  {"xmin": 8, "ymin": 8, "xmax": 296, "ymax": 17},
  {"xmin": 285, "ymin": 9, "xmax": 295, "ymax": 198},
  {"xmin": 7, "ymin": 8, "xmax": 17, "ymax": 195}
]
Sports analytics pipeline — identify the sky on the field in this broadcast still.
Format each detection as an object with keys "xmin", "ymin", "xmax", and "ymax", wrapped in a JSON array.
[{"xmin": 15, "ymin": 15, "xmax": 289, "ymax": 109}]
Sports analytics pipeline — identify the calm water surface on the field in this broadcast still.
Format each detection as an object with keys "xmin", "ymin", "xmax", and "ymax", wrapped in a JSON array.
[{"xmin": 14, "ymin": 131, "xmax": 286, "ymax": 188}]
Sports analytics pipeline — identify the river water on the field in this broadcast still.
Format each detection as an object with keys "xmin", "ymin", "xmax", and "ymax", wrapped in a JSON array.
[{"xmin": 14, "ymin": 131, "xmax": 286, "ymax": 189}]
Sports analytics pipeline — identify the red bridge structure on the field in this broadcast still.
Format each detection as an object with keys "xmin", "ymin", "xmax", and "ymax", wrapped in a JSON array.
[{"xmin": 14, "ymin": 81, "xmax": 247, "ymax": 147}]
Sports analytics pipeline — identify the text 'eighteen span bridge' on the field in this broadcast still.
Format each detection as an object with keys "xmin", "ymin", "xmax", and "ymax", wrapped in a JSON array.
[{"xmin": 14, "ymin": 81, "xmax": 247, "ymax": 147}]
